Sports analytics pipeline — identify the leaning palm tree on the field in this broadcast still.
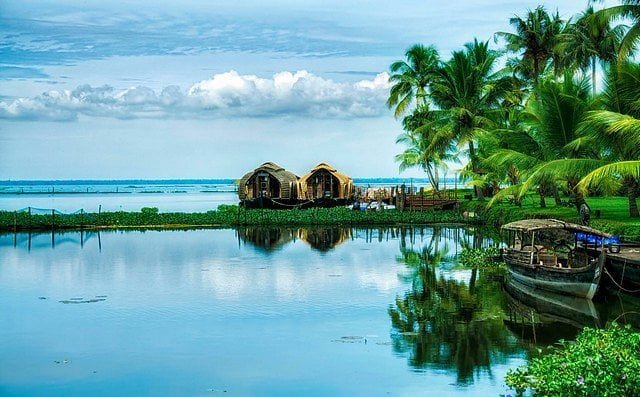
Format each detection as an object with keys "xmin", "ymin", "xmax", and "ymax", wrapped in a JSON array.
[
  {"xmin": 395, "ymin": 106, "xmax": 456, "ymax": 194},
  {"xmin": 387, "ymin": 44, "xmax": 440, "ymax": 117},
  {"xmin": 495, "ymin": 6, "xmax": 566, "ymax": 84},
  {"xmin": 430, "ymin": 39, "xmax": 513, "ymax": 200}
]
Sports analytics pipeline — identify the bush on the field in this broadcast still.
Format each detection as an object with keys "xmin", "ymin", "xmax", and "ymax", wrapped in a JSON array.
[
  {"xmin": 141, "ymin": 207, "xmax": 159, "ymax": 214},
  {"xmin": 506, "ymin": 323, "xmax": 640, "ymax": 396}
]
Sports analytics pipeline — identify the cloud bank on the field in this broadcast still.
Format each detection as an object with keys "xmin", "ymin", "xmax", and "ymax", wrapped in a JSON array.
[{"xmin": 0, "ymin": 70, "xmax": 391, "ymax": 121}]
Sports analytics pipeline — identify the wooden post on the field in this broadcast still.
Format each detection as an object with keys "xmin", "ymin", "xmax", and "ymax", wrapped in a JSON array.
[
  {"xmin": 530, "ymin": 231, "xmax": 536, "ymax": 265},
  {"xmin": 13, "ymin": 211, "xmax": 17, "ymax": 233},
  {"xmin": 51, "ymin": 209, "xmax": 55, "ymax": 230},
  {"xmin": 80, "ymin": 209, "xmax": 84, "ymax": 229},
  {"xmin": 98, "ymin": 204, "xmax": 102, "ymax": 226},
  {"xmin": 28, "ymin": 207, "xmax": 31, "ymax": 230}
]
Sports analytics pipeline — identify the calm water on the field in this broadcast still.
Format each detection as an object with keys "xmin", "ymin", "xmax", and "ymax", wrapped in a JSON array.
[{"xmin": 1, "ymin": 227, "xmax": 637, "ymax": 396}]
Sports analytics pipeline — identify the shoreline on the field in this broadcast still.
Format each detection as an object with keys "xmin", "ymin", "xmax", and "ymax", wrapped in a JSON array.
[{"xmin": 2, "ymin": 202, "xmax": 639, "ymax": 241}]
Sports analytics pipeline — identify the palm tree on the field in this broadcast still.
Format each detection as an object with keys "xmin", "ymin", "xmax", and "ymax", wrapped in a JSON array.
[
  {"xmin": 495, "ymin": 6, "xmax": 566, "ymax": 84},
  {"xmin": 596, "ymin": 0, "xmax": 640, "ymax": 64},
  {"xmin": 484, "ymin": 74, "xmax": 595, "ymax": 208},
  {"xmin": 395, "ymin": 106, "xmax": 456, "ymax": 194},
  {"xmin": 430, "ymin": 39, "xmax": 512, "ymax": 200},
  {"xmin": 513, "ymin": 64, "xmax": 640, "ymax": 217},
  {"xmin": 562, "ymin": 6, "xmax": 620, "ymax": 96},
  {"xmin": 387, "ymin": 44, "xmax": 440, "ymax": 117}
]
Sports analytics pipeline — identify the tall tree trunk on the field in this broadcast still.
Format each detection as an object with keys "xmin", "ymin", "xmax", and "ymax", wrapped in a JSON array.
[
  {"xmin": 626, "ymin": 176, "xmax": 639, "ymax": 218},
  {"xmin": 468, "ymin": 140, "xmax": 484, "ymax": 200},
  {"xmin": 539, "ymin": 194, "xmax": 546, "ymax": 208},
  {"xmin": 591, "ymin": 57, "xmax": 597, "ymax": 97},
  {"xmin": 424, "ymin": 164, "xmax": 440, "ymax": 196},
  {"xmin": 553, "ymin": 185, "xmax": 562, "ymax": 206}
]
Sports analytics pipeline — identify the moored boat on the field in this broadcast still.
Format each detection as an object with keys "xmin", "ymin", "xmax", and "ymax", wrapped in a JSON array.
[{"xmin": 501, "ymin": 219, "xmax": 609, "ymax": 299}]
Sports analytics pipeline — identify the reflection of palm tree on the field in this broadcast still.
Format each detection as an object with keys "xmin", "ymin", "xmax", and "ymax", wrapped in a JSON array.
[{"xmin": 389, "ymin": 228, "xmax": 517, "ymax": 384}]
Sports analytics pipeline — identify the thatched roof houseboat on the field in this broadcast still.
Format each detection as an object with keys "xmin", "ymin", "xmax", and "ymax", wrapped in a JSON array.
[
  {"xmin": 299, "ymin": 162, "xmax": 354, "ymax": 202},
  {"xmin": 238, "ymin": 162, "xmax": 299, "ymax": 202}
]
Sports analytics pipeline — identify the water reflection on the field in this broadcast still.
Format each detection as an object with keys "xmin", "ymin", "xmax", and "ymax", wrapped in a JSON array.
[
  {"xmin": 236, "ymin": 226, "xmax": 352, "ymax": 252},
  {"xmin": 503, "ymin": 280, "xmax": 600, "ymax": 344},
  {"xmin": 236, "ymin": 227, "xmax": 297, "ymax": 251},
  {"xmin": 299, "ymin": 227, "xmax": 351, "ymax": 251},
  {"xmin": 3, "ymin": 226, "xmax": 640, "ymax": 395},
  {"xmin": 389, "ymin": 226, "xmax": 519, "ymax": 385}
]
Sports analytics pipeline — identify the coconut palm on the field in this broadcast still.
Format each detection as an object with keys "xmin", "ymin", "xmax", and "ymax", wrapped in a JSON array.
[
  {"xmin": 514, "ymin": 64, "xmax": 640, "ymax": 217},
  {"xmin": 495, "ymin": 6, "xmax": 566, "ymax": 84},
  {"xmin": 395, "ymin": 106, "xmax": 456, "ymax": 194},
  {"xmin": 596, "ymin": 0, "xmax": 640, "ymax": 64},
  {"xmin": 562, "ymin": 6, "xmax": 620, "ymax": 96},
  {"xmin": 429, "ymin": 39, "xmax": 513, "ymax": 200},
  {"xmin": 484, "ymin": 74, "xmax": 595, "ymax": 208},
  {"xmin": 387, "ymin": 44, "xmax": 440, "ymax": 117}
]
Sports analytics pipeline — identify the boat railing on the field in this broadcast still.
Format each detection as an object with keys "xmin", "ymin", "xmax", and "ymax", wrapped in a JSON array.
[{"xmin": 506, "ymin": 246, "xmax": 594, "ymax": 269}]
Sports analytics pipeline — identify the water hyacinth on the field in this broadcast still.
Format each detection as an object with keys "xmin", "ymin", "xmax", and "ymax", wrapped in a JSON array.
[{"xmin": 505, "ymin": 324, "xmax": 640, "ymax": 396}]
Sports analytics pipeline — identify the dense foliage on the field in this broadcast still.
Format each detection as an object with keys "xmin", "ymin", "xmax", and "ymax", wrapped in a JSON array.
[
  {"xmin": 390, "ymin": 1, "xmax": 640, "ymax": 219},
  {"xmin": 506, "ymin": 324, "xmax": 640, "ymax": 396}
]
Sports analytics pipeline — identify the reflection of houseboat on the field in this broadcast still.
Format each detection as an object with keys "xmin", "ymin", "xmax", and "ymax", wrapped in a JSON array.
[
  {"xmin": 238, "ymin": 162, "xmax": 300, "ymax": 209},
  {"xmin": 299, "ymin": 162, "xmax": 355, "ymax": 207},
  {"xmin": 236, "ymin": 227, "xmax": 296, "ymax": 251},
  {"xmin": 502, "ymin": 219, "xmax": 609, "ymax": 299},
  {"xmin": 298, "ymin": 227, "xmax": 351, "ymax": 251}
]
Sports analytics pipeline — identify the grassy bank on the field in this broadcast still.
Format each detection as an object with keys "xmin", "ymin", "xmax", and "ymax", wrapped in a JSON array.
[
  {"xmin": 2, "ymin": 196, "xmax": 639, "ymax": 240},
  {"xmin": 466, "ymin": 196, "xmax": 640, "ymax": 241}
]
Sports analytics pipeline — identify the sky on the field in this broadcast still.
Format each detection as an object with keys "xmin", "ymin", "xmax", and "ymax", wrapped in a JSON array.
[{"xmin": 0, "ymin": 0, "xmax": 605, "ymax": 180}]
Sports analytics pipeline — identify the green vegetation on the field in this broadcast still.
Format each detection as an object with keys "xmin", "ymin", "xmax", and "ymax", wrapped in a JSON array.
[
  {"xmin": 389, "ymin": 1, "xmax": 640, "ymax": 221},
  {"xmin": 0, "ymin": 205, "xmax": 470, "ymax": 231},
  {"xmin": 506, "ymin": 324, "xmax": 640, "ymax": 396},
  {"xmin": 3, "ymin": 197, "xmax": 640, "ymax": 240},
  {"xmin": 458, "ymin": 246, "xmax": 501, "ymax": 269},
  {"xmin": 467, "ymin": 196, "xmax": 640, "ymax": 240}
]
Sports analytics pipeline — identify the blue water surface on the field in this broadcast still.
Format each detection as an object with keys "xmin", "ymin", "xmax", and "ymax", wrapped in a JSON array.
[{"xmin": 0, "ymin": 227, "xmax": 528, "ymax": 396}]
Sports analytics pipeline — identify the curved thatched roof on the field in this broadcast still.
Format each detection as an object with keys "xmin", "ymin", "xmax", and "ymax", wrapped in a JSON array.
[
  {"xmin": 502, "ymin": 219, "xmax": 611, "ymax": 238},
  {"xmin": 238, "ymin": 162, "xmax": 299, "ymax": 200},
  {"xmin": 299, "ymin": 162, "xmax": 354, "ymax": 199}
]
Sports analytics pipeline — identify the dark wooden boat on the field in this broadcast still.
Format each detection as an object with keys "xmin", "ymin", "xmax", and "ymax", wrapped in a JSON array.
[
  {"xmin": 502, "ymin": 219, "xmax": 609, "ymax": 300},
  {"xmin": 602, "ymin": 244, "xmax": 640, "ymax": 294}
]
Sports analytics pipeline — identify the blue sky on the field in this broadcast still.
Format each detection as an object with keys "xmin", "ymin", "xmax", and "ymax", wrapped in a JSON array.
[{"xmin": 0, "ymin": 0, "xmax": 603, "ymax": 179}]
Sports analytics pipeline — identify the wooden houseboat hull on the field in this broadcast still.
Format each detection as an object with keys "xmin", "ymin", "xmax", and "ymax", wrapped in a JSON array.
[
  {"xmin": 505, "ymin": 252, "xmax": 605, "ymax": 299},
  {"xmin": 240, "ymin": 196, "xmax": 351, "ymax": 209},
  {"xmin": 603, "ymin": 251, "xmax": 640, "ymax": 294},
  {"xmin": 240, "ymin": 197, "xmax": 300, "ymax": 209}
]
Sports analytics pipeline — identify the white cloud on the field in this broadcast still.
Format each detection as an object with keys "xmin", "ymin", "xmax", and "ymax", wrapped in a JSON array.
[{"xmin": 0, "ymin": 70, "xmax": 391, "ymax": 121}]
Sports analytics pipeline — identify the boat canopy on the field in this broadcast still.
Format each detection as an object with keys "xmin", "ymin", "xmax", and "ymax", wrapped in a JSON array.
[{"xmin": 501, "ymin": 219, "xmax": 612, "ymax": 238}]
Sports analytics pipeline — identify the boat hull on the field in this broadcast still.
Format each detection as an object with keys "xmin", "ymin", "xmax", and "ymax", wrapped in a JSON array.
[
  {"xmin": 505, "ymin": 251, "xmax": 605, "ymax": 300},
  {"xmin": 240, "ymin": 196, "xmax": 352, "ymax": 209},
  {"xmin": 603, "ymin": 254, "xmax": 640, "ymax": 294}
]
